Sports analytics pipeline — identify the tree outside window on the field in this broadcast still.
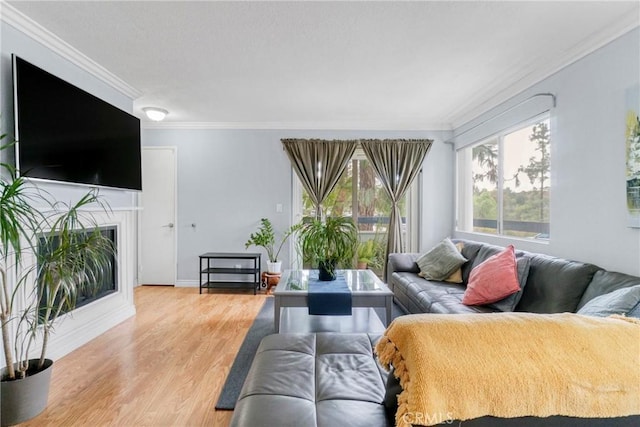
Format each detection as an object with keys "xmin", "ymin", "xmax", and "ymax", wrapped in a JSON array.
[{"xmin": 459, "ymin": 115, "xmax": 551, "ymax": 239}]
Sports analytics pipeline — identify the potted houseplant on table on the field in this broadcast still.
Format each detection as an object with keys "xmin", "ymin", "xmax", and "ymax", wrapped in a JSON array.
[
  {"xmin": 0, "ymin": 142, "xmax": 115, "ymax": 426},
  {"xmin": 245, "ymin": 218, "xmax": 298, "ymax": 274},
  {"xmin": 297, "ymin": 216, "xmax": 358, "ymax": 281}
]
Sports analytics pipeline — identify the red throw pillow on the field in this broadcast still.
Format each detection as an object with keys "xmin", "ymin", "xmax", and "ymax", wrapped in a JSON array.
[{"xmin": 463, "ymin": 245, "xmax": 521, "ymax": 306}]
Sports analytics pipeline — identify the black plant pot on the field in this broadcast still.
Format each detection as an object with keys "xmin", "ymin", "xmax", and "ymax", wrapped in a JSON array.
[{"xmin": 318, "ymin": 260, "xmax": 336, "ymax": 281}]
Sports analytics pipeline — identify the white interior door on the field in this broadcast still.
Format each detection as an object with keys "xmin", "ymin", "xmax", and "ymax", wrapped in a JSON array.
[{"xmin": 140, "ymin": 147, "xmax": 177, "ymax": 285}]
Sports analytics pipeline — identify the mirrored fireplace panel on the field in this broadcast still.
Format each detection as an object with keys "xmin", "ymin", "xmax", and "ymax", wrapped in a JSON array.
[{"xmin": 37, "ymin": 226, "xmax": 118, "ymax": 316}]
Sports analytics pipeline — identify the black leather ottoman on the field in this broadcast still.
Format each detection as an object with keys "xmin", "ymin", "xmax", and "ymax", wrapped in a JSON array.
[{"xmin": 230, "ymin": 333, "xmax": 392, "ymax": 427}]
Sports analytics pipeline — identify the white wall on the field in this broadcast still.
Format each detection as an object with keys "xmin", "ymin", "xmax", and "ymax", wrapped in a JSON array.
[
  {"xmin": 0, "ymin": 22, "xmax": 138, "ymax": 209},
  {"xmin": 0, "ymin": 21, "xmax": 139, "ymax": 365},
  {"xmin": 454, "ymin": 27, "xmax": 640, "ymax": 276},
  {"xmin": 141, "ymin": 128, "xmax": 453, "ymax": 282}
]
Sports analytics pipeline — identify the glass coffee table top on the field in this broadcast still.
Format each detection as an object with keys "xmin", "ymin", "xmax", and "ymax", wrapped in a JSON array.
[
  {"xmin": 276, "ymin": 269, "xmax": 390, "ymax": 293},
  {"xmin": 273, "ymin": 269, "xmax": 393, "ymax": 333}
]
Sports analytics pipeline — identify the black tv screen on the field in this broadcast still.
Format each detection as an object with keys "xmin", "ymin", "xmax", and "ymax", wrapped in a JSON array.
[{"xmin": 12, "ymin": 55, "xmax": 142, "ymax": 191}]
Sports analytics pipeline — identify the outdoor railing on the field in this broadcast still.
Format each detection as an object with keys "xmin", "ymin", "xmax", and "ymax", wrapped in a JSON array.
[{"xmin": 473, "ymin": 219, "xmax": 549, "ymax": 235}]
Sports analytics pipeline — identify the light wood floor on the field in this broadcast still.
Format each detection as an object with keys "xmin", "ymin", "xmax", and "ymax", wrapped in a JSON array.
[{"xmin": 21, "ymin": 286, "xmax": 267, "ymax": 427}]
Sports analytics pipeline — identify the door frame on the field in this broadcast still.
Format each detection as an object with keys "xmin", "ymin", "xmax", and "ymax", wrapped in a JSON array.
[{"xmin": 138, "ymin": 146, "xmax": 178, "ymax": 286}]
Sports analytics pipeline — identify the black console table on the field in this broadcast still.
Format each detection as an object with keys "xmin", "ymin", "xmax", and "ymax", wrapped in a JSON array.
[{"xmin": 199, "ymin": 252, "xmax": 261, "ymax": 294}]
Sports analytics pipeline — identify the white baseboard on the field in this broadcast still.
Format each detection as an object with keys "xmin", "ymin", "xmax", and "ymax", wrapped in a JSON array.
[{"xmin": 175, "ymin": 280, "xmax": 199, "ymax": 287}]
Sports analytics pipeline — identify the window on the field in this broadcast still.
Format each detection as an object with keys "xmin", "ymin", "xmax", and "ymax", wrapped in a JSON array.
[
  {"xmin": 297, "ymin": 149, "xmax": 419, "ymax": 275},
  {"xmin": 457, "ymin": 115, "xmax": 551, "ymax": 239}
]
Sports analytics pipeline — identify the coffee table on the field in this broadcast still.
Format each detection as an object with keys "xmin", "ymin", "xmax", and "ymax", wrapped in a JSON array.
[{"xmin": 273, "ymin": 269, "xmax": 394, "ymax": 333}]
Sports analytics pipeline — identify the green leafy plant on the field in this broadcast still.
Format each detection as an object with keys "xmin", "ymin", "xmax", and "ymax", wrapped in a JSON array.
[
  {"xmin": 1, "ymin": 139, "xmax": 114, "ymax": 382},
  {"xmin": 367, "ymin": 235, "xmax": 386, "ymax": 272},
  {"xmin": 245, "ymin": 218, "xmax": 298, "ymax": 263},
  {"xmin": 357, "ymin": 239, "xmax": 376, "ymax": 265},
  {"xmin": 297, "ymin": 216, "xmax": 358, "ymax": 279},
  {"xmin": 356, "ymin": 235, "xmax": 386, "ymax": 272},
  {"xmin": 35, "ymin": 194, "xmax": 114, "ymax": 369}
]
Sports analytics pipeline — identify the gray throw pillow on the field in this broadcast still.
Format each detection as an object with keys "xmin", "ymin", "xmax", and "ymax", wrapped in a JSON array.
[
  {"xmin": 627, "ymin": 301, "xmax": 640, "ymax": 319},
  {"xmin": 577, "ymin": 285, "xmax": 640, "ymax": 317},
  {"xmin": 488, "ymin": 256, "xmax": 531, "ymax": 312},
  {"xmin": 416, "ymin": 238, "xmax": 468, "ymax": 281}
]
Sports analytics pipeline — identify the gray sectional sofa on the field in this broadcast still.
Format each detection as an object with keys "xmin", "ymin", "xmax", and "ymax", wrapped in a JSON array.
[
  {"xmin": 388, "ymin": 239, "xmax": 640, "ymax": 316},
  {"xmin": 230, "ymin": 239, "xmax": 640, "ymax": 426}
]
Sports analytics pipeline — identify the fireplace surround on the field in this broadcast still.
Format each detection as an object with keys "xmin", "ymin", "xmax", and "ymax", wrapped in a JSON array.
[
  {"xmin": 37, "ymin": 225, "xmax": 118, "ymax": 316},
  {"xmin": 21, "ymin": 209, "xmax": 137, "ymax": 362}
]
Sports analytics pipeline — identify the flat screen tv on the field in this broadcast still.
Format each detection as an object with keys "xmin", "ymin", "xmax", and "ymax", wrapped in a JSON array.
[{"xmin": 12, "ymin": 55, "xmax": 142, "ymax": 191}]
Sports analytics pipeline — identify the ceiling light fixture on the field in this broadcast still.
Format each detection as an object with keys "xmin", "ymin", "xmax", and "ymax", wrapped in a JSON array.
[{"xmin": 142, "ymin": 107, "xmax": 168, "ymax": 122}]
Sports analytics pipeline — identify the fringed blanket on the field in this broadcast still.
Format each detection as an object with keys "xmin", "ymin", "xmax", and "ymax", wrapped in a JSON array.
[{"xmin": 375, "ymin": 313, "xmax": 640, "ymax": 427}]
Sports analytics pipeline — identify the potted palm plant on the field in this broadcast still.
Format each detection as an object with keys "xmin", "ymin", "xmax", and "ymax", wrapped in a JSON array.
[
  {"xmin": 245, "ymin": 218, "xmax": 298, "ymax": 274},
  {"xmin": 297, "ymin": 216, "xmax": 358, "ymax": 280},
  {"xmin": 0, "ymin": 141, "xmax": 114, "ymax": 426}
]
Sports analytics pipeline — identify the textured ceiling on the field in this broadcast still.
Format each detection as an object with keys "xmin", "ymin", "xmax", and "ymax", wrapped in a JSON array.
[{"xmin": 5, "ymin": 1, "xmax": 640, "ymax": 129}]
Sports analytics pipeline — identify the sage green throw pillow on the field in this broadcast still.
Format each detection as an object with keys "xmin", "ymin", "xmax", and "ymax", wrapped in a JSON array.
[{"xmin": 417, "ymin": 238, "xmax": 468, "ymax": 281}]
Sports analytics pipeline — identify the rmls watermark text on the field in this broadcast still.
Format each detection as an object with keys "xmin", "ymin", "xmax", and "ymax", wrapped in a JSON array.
[{"xmin": 402, "ymin": 411, "xmax": 455, "ymax": 425}]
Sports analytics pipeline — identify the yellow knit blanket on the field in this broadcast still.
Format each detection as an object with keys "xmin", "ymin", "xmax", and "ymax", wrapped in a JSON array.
[{"xmin": 375, "ymin": 313, "xmax": 640, "ymax": 427}]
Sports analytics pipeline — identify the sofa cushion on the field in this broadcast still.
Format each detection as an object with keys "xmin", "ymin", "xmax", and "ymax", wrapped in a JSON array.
[
  {"xmin": 387, "ymin": 253, "xmax": 420, "ymax": 274},
  {"xmin": 383, "ymin": 368, "xmax": 402, "ymax": 417},
  {"xmin": 629, "ymin": 302, "xmax": 640, "ymax": 318},
  {"xmin": 416, "ymin": 238, "xmax": 468, "ymax": 281},
  {"xmin": 515, "ymin": 254, "xmax": 600, "ymax": 313},
  {"xmin": 453, "ymin": 239, "xmax": 484, "ymax": 283},
  {"xmin": 577, "ymin": 270, "xmax": 640, "ymax": 309},
  {"xmin": 468, "ymin": 242, "xmax": 527, "ymax": 269},
  {"xmin": 463, "ymin": 241, "xmax": 527, "ymax": 283},
  {"xmin": 231, "ymin": 333, "xmax": 391, "ymax": 427},
  {"xmin": 391, "ymin": 272, "xmax": 467, "ymax": 314},
  {"xmin": 463, "ymin": 245, "xmax": 521, "ymax": 306},
  {"xmin": 488, "ymin": 256, "xmax": 532, "ymax": 312},
  {"xmin": 430, "ymin": 293, "xmax": 498, "ymax": 314},
  {"xmin": 577, "ymin": 285, "xmax": 640, "ymax": 318},
  {"xmin": 443, "ymin": 242, "xmax": 465, "ymax": 283}
]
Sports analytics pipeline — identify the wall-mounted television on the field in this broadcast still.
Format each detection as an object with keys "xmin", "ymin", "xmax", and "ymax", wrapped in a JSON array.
[{"xmin": 12, "ymin": 55, "xmax": 142, "ymax": 191}]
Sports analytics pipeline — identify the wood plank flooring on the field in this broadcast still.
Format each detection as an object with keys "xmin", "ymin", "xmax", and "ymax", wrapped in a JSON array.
[{"xmin": 20, "ymin": 286, "xmax": 267, "ymax": 427}]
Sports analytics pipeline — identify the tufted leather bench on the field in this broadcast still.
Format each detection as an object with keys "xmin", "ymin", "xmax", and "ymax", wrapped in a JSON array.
[{"xmin": 230, "ymin": 333, "xmax": 392, "ymax": 427}]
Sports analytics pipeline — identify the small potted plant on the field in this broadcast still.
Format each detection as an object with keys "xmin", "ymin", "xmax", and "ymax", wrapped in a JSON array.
[
  {"xmin": 357, "ymin": 239, "xmax": 376, "ymax": 269},
  {"xmin": 245, "ymin": 218, "xmax": 298, "ymax": 274},
  {"xmin": 297, "ymin": 216, "xmax": 358, "ymax": 280}
]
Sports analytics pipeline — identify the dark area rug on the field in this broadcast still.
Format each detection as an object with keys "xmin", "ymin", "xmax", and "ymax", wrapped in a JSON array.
[
  {"xmin": 215, "ymin": 296, "xmax": 406, "ymax": 410},
  {"xmin": 215, "ymin": 297, "xmax": 275, "ymax": 410}
]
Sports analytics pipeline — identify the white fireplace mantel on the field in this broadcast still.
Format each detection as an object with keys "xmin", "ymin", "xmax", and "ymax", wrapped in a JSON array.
[
  {"xmin": 44, "ymin": 209, "xmax": 137, "ymax": 360},
  {"xmin": 2, "ymin": 208, "xmax": 138, "ymax": 364}
]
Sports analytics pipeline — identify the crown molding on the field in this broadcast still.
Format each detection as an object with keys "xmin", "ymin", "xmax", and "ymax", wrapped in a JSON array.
[
  {"xmin": 0, "ymin": 2, "xmax": 141, "ymax": 99},
  {"xmin": 141, "ymin": 120, "xmax": 453, "ymax": 131},
  {"xmin": 449, "ymin": 17, "xmax": 640, "ymax": 129}
]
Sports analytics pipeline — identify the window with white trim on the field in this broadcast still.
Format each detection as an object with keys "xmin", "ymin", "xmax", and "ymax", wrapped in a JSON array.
[{"xmin": 456, "ymin": 114, "xmax": 551, "ymax": 239}]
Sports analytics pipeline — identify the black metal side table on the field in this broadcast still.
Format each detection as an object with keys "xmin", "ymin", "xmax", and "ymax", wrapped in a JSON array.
[{"xmin": 199, "ymin": 252, "xmax": 261, "ymax": 294}]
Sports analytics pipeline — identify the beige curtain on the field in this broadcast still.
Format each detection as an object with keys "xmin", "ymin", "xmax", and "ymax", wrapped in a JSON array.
[
  {"xmin": 281, "ymin": 139, "xmax": 358, "ymax": 219},
  {"xmin": 360, "ymin": 139, "xmax": 433, "ymax": 275}
]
